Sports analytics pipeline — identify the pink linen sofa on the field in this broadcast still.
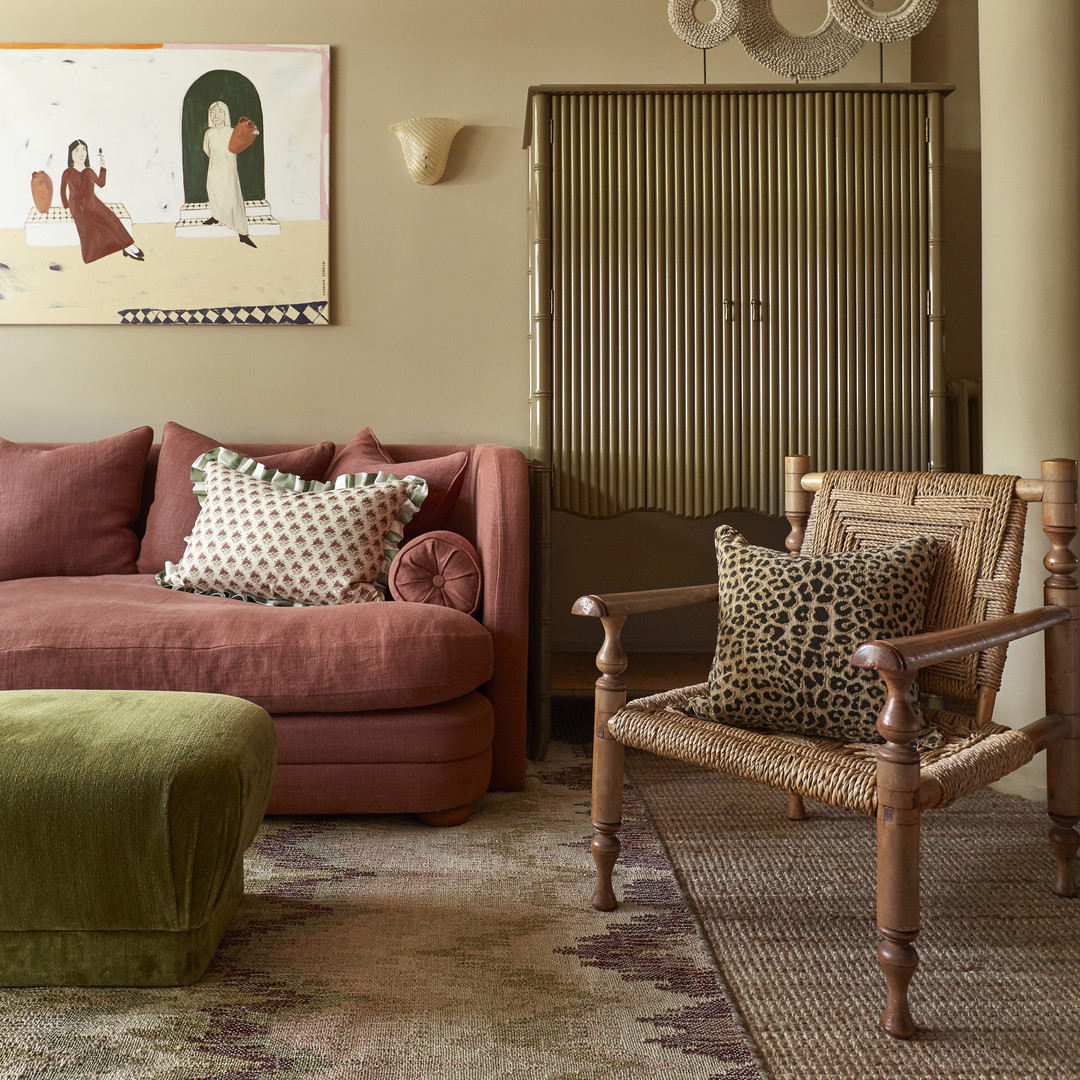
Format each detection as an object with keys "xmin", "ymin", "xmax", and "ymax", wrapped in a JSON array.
[{"xmin": 0, "ymin": 425, "xmax": 529, "ymax": 822}]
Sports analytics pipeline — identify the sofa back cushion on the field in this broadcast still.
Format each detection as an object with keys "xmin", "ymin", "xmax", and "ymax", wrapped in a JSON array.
[
  {"xmin": 326, "ymin": 428, "xmax": 468, "ymax": 539},
  {"xmin": 137, "ymin": 422, "xmax": 335, "ymax": 573},
  {"xmin": 0, "ymin": 427, "xmax": 154, "ymax": 580}
]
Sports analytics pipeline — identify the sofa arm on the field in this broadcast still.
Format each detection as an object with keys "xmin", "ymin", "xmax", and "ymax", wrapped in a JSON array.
[{"xmin": 452, "ymin": 444, "xmax": 530, "ymax": 791}]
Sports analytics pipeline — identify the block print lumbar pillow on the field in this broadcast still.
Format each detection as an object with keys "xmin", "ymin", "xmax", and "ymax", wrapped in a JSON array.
[
  {"xmin": 682, "ymin": 524, "xmax": 940, "ymax": 743},
  {"xmin": 157, "ymin": 447, "xmax": 427, "ymax": 606}
]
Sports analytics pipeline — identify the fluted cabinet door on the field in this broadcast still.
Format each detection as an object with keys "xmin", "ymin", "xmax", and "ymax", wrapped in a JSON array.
[{"xmin": 528, "ymin": 85, "xmax": 947, "ymax": 520}]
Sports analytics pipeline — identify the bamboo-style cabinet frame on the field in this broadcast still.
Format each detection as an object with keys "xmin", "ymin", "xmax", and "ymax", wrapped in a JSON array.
[{"xmin": 525, "ymin": 84, "xmax": 952, "ymax": 756}]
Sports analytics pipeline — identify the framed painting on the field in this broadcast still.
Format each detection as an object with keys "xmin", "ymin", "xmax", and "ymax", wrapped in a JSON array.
[{"xmin": 0, "ymin": 43, "xmax": 330, "ymax": 325}]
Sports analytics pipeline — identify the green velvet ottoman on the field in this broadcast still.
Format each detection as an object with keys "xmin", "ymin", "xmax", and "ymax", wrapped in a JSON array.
[{"xmin": 0, "ymin": 689, "xmax": 276, "ymax": 986}]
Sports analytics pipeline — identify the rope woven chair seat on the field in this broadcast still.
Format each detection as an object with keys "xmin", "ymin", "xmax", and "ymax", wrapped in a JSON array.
[{"xmin": 607, "ymin": 684, "xmax": 1037, "ymax": 816}]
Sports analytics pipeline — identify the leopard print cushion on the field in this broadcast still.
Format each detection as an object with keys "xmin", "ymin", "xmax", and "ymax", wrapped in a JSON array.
[{"xmin": 682, "ymin": 525, "xmax": 940, "ymax": 742}]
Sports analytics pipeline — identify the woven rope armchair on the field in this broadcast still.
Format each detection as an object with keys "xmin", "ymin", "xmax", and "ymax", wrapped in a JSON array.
[{"xmin": 573, "ymin": 456, "xmax": 1079, "ymax": 1039}]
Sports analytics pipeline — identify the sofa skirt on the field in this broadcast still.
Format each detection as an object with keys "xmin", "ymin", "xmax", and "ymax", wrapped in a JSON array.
[{"xmin": 266, "ymin": 691, "xmax": 494, "ymax": 815}]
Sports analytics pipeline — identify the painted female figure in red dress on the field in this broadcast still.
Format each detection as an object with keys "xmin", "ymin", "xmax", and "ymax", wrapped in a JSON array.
[{"xmin": 59, "ymin": 140, "xmax": 145, "ymax": 263}]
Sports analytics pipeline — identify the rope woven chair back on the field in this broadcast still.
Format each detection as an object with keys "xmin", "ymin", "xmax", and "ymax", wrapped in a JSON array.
[{"xmin": 801, "ymin": 469, "xmax": 1028, "ymax": 707}]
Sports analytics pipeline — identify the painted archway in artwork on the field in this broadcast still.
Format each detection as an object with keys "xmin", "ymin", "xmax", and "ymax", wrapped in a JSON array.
[{"xmin": 181, "ymin": 70, "xmax": 265, "ymax": 203}]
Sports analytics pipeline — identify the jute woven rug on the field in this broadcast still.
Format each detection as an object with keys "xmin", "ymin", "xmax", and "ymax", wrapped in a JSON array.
[
  {"xmin": 0, "ymin": 742, "xmax": 765, "ymax": 1080},
  {"xmin": 624, "ymin": 747, "xmax": 1080, "ymax": 1080}
]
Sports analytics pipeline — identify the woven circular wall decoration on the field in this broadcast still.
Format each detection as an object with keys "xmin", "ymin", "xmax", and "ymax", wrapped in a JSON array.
[
  {"xmin": 667, "ymin": 0, "xmax": 740, "ymax": 49},
  {"xmin": 829, "ymin": 0, "xmax": 939, "ymax": 43},
  {"xmin": 737, "ymin": 0, "xmax": 863, "ymax": 79}
]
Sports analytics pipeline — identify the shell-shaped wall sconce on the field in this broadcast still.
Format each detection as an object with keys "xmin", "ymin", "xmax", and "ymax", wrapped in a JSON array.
[{"xmin": 390, "ymin": 117, "xmax": 464, "ymax": 185}]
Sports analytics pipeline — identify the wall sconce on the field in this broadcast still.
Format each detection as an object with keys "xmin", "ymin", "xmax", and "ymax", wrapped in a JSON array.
[{"xmin": 389, "ymin": 117, "xmax": 464, "ymax": 185}]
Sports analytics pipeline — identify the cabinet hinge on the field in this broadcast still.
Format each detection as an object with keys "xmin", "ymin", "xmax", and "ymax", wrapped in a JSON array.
[
  {"xmin": 550, "ymin": 289, "xmax": 555, "ymax": 316},
  {"xmin": 925, "ymin": 116, "xmax": 930, "ymax": 143},
  {"xmin": 550, "ymin": 117, "xmax": 554, "ymax": 144}
]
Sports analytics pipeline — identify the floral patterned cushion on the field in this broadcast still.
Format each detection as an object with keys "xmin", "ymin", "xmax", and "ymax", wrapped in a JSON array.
[
  {"xmin": 682, "ymin": 525, "xmax": 940, "ymax": 742},
  {"xmin": 157, "ymin": 448, "xmax": 427, "ymax": 607}
]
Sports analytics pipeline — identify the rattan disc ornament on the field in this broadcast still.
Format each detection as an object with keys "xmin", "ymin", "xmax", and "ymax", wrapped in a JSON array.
[
  {"xmin": 829, "ymin": 0, "xmax": 939, "ymax": 42},
  {"xmin": 667, "ymin": 0, "xmax": 740, "ymax": 49},
  {"xmin": 737, "ymin": 0, "xmax": 863, "ymax": 79}
]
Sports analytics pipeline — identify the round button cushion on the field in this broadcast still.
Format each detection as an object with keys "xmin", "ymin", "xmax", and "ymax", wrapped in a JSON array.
[{"xmin": 388, "ymin": 531, "xmax": 482, "ymax": 615}]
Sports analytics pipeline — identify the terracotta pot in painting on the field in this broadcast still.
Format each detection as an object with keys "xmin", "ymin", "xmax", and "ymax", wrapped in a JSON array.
[
  {"xmin": 229, "ymin": 117, "xmax": 259, "ymax": 154},
  {"xmin": 31, "ymin": 171, "xmax": 52, "ymax": 214}
]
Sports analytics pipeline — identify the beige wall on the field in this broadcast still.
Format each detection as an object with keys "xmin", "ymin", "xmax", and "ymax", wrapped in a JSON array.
[
  {"xmin": 977, "ymin": 0, "xmax": 1080, "ymax": 800},
  {"xmin": 2, "ymin": 1, "xmax": 905, "ymax": 449}
]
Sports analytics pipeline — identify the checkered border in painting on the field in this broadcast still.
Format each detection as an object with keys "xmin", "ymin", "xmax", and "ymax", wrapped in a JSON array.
[{"xmin": 117, "ymin": 302, "xmax": 328, "ymax": 325}]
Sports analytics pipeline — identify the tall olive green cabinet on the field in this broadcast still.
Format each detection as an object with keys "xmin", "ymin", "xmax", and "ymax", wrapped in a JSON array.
[{"xmin": 526, "ymin": 85, "xmax": 951, "ymax": 755}]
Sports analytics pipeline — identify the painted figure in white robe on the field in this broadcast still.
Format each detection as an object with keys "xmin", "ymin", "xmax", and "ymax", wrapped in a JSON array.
[{"xmin": 202, "ymin": 100, "xmax": 258, "ymax": 249}]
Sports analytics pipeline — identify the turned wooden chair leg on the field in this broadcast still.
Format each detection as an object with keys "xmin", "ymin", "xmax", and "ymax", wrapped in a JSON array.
[
  {"xmin": 591, "ymin": 730, "xmax": 624, "ymax": 911},
  {"xmin": 590, "ymin": 614, "xmax": 629, "ymax": 912},
  {"xmin": 1048, "ymin": 810, "xmax": 1080, "ymax": 898},
  {"xmin": 874, "ymin": 669, "xmax": 923, "ymax": 1038},
  {"xmin": 876, "ymin": 799, "xmax": 922, "ymax": 1037},
  {"xmin": 1042, "ymin": 458, "xmax": 1080, "ymax": 898},
  {"xmin": 877, "ymin": 925, "xmax": 919, "ymax": 1038},
  {"xmin": 785, "ymin": 793, "xmax": 807, "ymax": 820},
  {"xmin": 1047, "ymin": 734, "xmax": 1080, "ymax": 898}
]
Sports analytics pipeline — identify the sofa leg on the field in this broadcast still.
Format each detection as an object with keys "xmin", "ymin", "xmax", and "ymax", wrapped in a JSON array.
[{"xmin": 416, "ymin": 803, "xmax": 474, "ymax": 827}]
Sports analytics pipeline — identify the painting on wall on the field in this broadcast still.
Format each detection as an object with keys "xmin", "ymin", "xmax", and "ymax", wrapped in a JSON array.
[{"xmin": 0, "ymin": 43, "xmax": 330, "ymax": 325}]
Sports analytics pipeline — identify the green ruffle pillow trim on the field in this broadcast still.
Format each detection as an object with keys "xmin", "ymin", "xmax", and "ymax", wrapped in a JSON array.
[{"xmin": 155, "ymin": 446, "xmax": 428, "ymax": 607}]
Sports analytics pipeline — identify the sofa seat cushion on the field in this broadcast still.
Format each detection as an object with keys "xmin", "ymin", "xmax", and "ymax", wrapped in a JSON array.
[{"xmin": 0, "ymin": 576, "xmax": 493, "ymax": 713}]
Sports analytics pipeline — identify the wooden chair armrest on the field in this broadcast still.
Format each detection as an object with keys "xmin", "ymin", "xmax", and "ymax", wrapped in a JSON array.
[
  {"xmin": 572, "ymin": 583, "xmax": 719, "ymax": 618},
  {"xmin": 850, "ymin": 605, "xmax": 1070, "ymax": 673}
]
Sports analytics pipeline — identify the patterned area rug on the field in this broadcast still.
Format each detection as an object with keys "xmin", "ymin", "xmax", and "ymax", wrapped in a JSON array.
[
  {"xmin": 625, "ymin": 749, "xmax": 1080, "ymax": 1080},
  {"xmin": 0, "ymin": 742, "xmax": 764, "ymax": 1080}
]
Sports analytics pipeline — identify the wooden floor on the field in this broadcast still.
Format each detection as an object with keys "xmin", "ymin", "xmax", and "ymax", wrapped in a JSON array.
[{"xmin": 551, "ymin": 651, "xmax": 712, "ymax": 700}]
